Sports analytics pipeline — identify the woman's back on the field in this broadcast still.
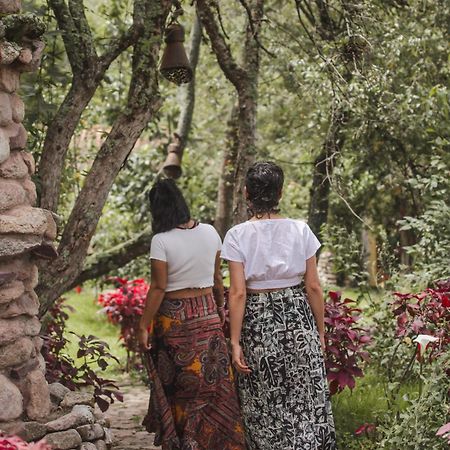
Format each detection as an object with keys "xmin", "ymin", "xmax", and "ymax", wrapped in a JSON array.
[
  {"xmin": 222, "ymin": 218, "xmax": 320, "ymax": 290},
  {"xmin": 150, "ymin": 223, "xmax": 222, "ymax": 292}
]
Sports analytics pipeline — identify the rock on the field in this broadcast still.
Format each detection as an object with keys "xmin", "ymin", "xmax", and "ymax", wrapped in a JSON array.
[
  {"xmin": 0, "ymin": 316, "xmax": 40, "ymax": 345},
  {"xmin": 80, "ymin": 443, "xmax": 97, "ymax": 450},
  {"xmin": 18, "ymin": 40, "xmax": 45, "ymax": 73},
  {"xmin": 23, "ymin": 264, "xmax": 39, "ymax": 290},
  {"xmin": 9, "ymin": 123, "xmax": 27, "ymax": 150},
  {"xmin": 0, "ymin": 292, "xmax": 40, "ymax": 318},
  {"xmin": 10, "ymin": 94, "xmax": 25, "ymax": 123},
  {"xmin": 0, "ymin": 374, "xmax": 23, "ymax": 421},
  {"xmin": 22, "ymin": 178, "xmax": 37, "ymax": 205},
  {"xmin": 43, "ymin": 209, "xmax": 58, "ymax": 240},
  {"xmin": 46, "ymin": 405, "xmax": 94, "ymax": 432},
  {"xmin": 45, "ymin": 429, "xmax": 82, "ymax": 450},
  {"xmin": 103, "ymin": 428, "xmax": 113, "ymax": 445},
  {"xmin": 18, "ymin": 47, "xmax": 33, "ymax": 65},
  {"xmin": 76, "ymin": 423, "xmax": 104, "ymax": 441},
  {"xmin": 0, "ymin": 128, "xmax": 10, "ymax": 164},
  {"xmin": 0, "ymin": 92, "xmax": 13, "ymax": 127},
  {"xmin": 25, "ymin": 369, "xmax": 51, "ymax": 420},
  {"xmin": 61, "ymin": 391, "xmax": 95, "ymax": 409},
  {"xmin": 0, "ymin": 179, "xmax": 27, "ymax": 211},
  {"xmin": 33, "ymin": 335, "xmax": 43, "ymax": 352},
  {"xmin": 94, "ymin": 439, "xmax": 107, "ymax": 450},
  {"xmin": 0, "ymin": 234, "xmax": 43, "ymax": 259},
  {"xmin": 36, "ymin": 352, "xmax": 46, "ymax": 374},
  {"xmin": 20, "ymin": 421, "xmax": 48, "ymax": 441},
  {"xmin": 0, "ymin": 256, "xmax": 35, "ymax": 282},
  {"xmin": 0, "ymin": 65, "xmax": 20, "ymax": 93},
  {"xmin": 0, "ymin": 336, "xmax": 34, "ymax": 369},
  {"xmin": 0, "ymin": 150, "xmax": 29, "ymax": 178},
  {"xmin": 0, "ymin": 420, "xmax": 24, "ymax": 436},
  {"xmin": 0, "ymin": 207, "xmax": 48, "ymax": 235},
  {"xmin": 21, "ymin": 151, "xmax": 35, "ymax": 174},
  {"xmin": 0, "ymin": 41, "xmax": 21, "ymax": 65},
  {"xmin": 0, "ymin": 280, "xmax": 25, "ymax": 304},
  {"xmin": 49, "ymin": 383, "xmax": 71, "ymax": 406},
  {"xmin": 0, "ymin": 271, "xmax": 16, "ymax": 286},
  {"xmin": 0, "ymin": 0, "xmax": 21, "ymax": 14}
]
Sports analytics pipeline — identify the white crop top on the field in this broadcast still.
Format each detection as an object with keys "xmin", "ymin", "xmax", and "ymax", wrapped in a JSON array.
[
  {"xmin": 150, "ymin": 223, "xmax": 222, "ymax": 292},
  {"xmin": 221, "ymin": 218, "xmax": 321, "ymax": 290}
]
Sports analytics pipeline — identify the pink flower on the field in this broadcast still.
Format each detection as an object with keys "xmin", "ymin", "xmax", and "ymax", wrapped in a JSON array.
[{"xmin": 437, "ymin": 422, "xmax": 450, "ymax": 444}]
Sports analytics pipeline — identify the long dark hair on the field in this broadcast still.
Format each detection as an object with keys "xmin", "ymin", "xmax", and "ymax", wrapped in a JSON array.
[
  {"xmin": 246, "ymin": 161, "xmax": 284, "ymax": 218},
  {"xmin": 148, "ymin": 179, "xmax": 191, "ymax": 233}
]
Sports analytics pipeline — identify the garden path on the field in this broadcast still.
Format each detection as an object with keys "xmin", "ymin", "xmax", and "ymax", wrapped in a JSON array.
[{"xmin": 106, "ymin": 382, "xmax": 161, "ymax": 450}]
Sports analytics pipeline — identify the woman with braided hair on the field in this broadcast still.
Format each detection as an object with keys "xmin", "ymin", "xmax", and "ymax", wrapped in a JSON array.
[{"xmin": 221, "ymin": 161, "xmax": 336, "ymax": 450}]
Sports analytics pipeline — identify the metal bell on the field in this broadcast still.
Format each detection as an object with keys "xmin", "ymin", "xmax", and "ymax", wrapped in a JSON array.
[
  {"xmin": 163, "ymin": 142, "xmax": 183, "ymax": 179},
  {"xmin": 159, "ymin": 23, "xmax": 193, "ymax": 85}
]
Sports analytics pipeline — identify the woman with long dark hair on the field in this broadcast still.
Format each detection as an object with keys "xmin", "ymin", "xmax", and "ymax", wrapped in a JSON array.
[
  {"xmin": 138, "ymin": 179, "xmax": 246, "ymax": 450},
  {"xmin": 222, "ymin": 162, "xmax": 336, "ymax": 450}
]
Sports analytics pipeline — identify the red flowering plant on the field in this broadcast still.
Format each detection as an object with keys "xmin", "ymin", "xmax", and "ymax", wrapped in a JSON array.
[
  {"xmin": 0, "ymin": 434, "xmax": 51, "ymax": 450},
  {"xmin": 392, "ymin": 279, "xmax": 450, "ymax": 362},
  {"xmin": 324, "ymin": 291, "xmax": 371, "ymax": 395},
  {"xmin": 98, "ymin": 277, "xmax": 149, "ymax": 368}
]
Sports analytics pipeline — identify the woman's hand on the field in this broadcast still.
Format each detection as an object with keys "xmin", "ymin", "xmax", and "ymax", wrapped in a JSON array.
[
  {"xmin": 217, "ymin": 306, "xmax": 226, "ymax": 326},
  {"xmin": 138, "ymin": 327, "xmax": 151, "ymax": 351},
  {"xmin": 319, "ymin": 333, "xmax": 326, "ymax": 354},
  {"xmin": 231, "ymin": 343, "xmax": 251, "ymax": 374}
]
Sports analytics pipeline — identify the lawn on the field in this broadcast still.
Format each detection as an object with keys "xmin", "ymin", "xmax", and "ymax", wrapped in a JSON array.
[{"xmin": 63, "ymin": 287, "xmax": 127, "ymax": 375}]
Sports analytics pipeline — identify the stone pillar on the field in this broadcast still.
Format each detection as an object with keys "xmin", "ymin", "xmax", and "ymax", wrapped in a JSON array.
[{"xmin": 0, "ymin": 0, "xmax": 56, "ymax": 431}]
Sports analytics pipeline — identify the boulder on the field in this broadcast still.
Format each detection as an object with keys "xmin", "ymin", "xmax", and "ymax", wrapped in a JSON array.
[
  {"xmin": 0, "ymin": 256, "xmax": 35, "ymax": 281},
  {"xmin": 17, "ymin": 47, "xmax": 33, "ymax": 65},
  {"xmin": 0, "ymin": 65, "xmax": 20, "ymax": 93},
  {"xmin": 0, "ymin": 336, "xmax": 34, "ymax": 369},
  {"xmin": 0, "ymin": 92, "xmax": 13, "ymax": 127},
  {"xmin": 25, "ymin": 369, "xmax": 51, "ymax": 420},
  {"xmin": 103, "ymin": 427, "xmax": 113, "ymax": 445},
  {"xmin": 0, "ymin": 280, "xmax": 25, "ymax": 304},
  {"xmin": 20, "ymin": 151, "xmax": 35, "ymax": 174},
  {"xmin": 0, "ymin": 292, "xmax": 39, "ymax": 318},
  {"xmin": 44, "ymin": 429, "xmax": 82, "ymax": 450},
  {"xmin": 76, "ymin": 423, "xmax": 104, "ymax": 441},
  {"xmin": 0, "ymin": 41, "xmax": 20, "ymax": 66},
  {"xmin": 22, "ymin": 178, "xmax": 37, "ymax": 205},
  {"xmin": 0, "ymin": 316, "xmax": 40, "ymax": 345},
  {"xmin": 94, "ymin": 439, "xmax": 107, "ymax": 450},
  {"xmin": 0, "ymin": 207, "xmax": 48, "ymax": 235},
  {"xmin": 80, "ymin": 443, "xmax": 97, "ymax": 450},
  {"xmin": 0, "ymin": 234, "xmax": 43, "ymax": 259},
  {"xmin": 9, "ymin": 123, "xmax": 27, "ymax": 150},
  {"xmin": 0, "ymin": 179, "xmax": 27, "ymax": 211},
  {"xmin": 0, "ymin": 374, "xmax": 23, "ymax": 421},
  {"xmin": 60, "ymin": 391, "xmax": 95, "ymax": 409},
  {"xmin": 10, "ymin": 94, "xmax": 24, "ymax": 123},
  {"xmin": 46, "ymin": 405, "xmax": 94, "ymax": 432},
  {"xmin": 49, "ymin": 383, "xmax": 70, "ymax": 406},
  {"xmin": 0, "ymin": 0, "xmax": 21, "ymax": 14},
  {"xmin": 0, "ymin": 128, "xmax": 10, "ymax": 164},
  {"xmin": 20, "ymin": 421, "xmax": 48, "ymax": 442},
  {"xmin": 0, "ymin": 149, "xmax": 28, "ymax": 178}
]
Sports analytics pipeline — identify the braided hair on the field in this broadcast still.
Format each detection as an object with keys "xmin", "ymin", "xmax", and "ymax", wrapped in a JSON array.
[{"xmin": 246, "ymin": 161, "xmax": 284, "ymax": 218}]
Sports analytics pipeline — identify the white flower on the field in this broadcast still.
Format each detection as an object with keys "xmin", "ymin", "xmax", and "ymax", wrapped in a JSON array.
[{"xmin": 413, "ymin": 334, "xmax": 439, "ymax": 357}]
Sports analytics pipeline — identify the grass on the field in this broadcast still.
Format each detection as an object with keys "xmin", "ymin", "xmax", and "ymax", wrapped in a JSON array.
[{"xmin": 63, "ymin": 288, "xmax": 127, "ymax": 376}]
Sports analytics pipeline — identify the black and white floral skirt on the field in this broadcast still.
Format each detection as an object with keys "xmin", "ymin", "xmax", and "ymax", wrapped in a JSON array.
[{"xmin": 238, "ymin": 285, "xmax": 337, "ymax": 450}]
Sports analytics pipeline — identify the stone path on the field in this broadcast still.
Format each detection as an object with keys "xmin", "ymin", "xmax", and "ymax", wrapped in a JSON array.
[{"xmin": 106, "ymin": 383, "xmax": 161, "ymax": 450}]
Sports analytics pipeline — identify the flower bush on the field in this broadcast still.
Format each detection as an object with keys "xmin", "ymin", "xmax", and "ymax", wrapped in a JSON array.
[
  {"xmin": 42, "ymin": 297, "xmax": 123, "ymax": 412},
  {"xmin": 98, "ymin": 277, "xmax": 149, "ymax": 364},
  {"xmin": 324, "ymin": 291, "xmax": 371, "ymax": 394},
  {"xmin": 0, "ymin": 434, "xmax": 51, "ymax": 449}
]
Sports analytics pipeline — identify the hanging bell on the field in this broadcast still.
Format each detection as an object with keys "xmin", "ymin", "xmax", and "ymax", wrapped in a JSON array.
[
  {"xmin": 159, "ymin": 22, "xmax": 193, "ymax": 85},
  {"xmin": 163, "ymin": 141, "xmax": 183, "ymax": 179}
]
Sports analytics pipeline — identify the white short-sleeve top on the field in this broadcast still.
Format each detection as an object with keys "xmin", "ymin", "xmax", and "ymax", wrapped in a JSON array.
[
  {"xmin": 150, "ymin": 223, "xmax": 222, "ymax": 292},
  {"xmin": 221, "ymin": 218, "xmax": 321, "ymax": 290}
]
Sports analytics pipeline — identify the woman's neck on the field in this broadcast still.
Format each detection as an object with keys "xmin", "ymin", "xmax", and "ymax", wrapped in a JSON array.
[
  {"xmin": 249, "ymin": 213, "xmax": 283, "ymax": 221},
  {"xmin": 177, "ymin": 219, "xmax": 197, "ymax": 229}
]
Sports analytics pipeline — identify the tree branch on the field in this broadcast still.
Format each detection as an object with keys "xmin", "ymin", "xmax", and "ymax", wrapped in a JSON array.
[
  {"xmin": 196, "ymin": 0, "xmax": 247, "ymax": 91},
  {"xmin": 70, "ymin": 227, "xmax": 153, "ymax": 288}
]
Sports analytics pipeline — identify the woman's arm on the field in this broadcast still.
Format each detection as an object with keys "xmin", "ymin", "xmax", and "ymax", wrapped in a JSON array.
[
  {"xmin": 228, "ymin": 261, "xmax": 251, "ymax": 374},
  {"xmin": 212, "ymin": 252, "xmax": 226, "ymax": 325},
  {"xmin": 304, "ymin": 255, "xmax": 326, "ymax": 351},
  {"xmin": 138, "ymin": 259, "xmax": 168, "ymax": 350}
]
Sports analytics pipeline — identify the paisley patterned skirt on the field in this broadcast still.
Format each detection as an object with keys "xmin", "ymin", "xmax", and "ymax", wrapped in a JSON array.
[
  {"xmin": 142, "ymin": 293, "xmax": 246, "ymax": 450},
  {"xmin": 238, "ymin": 285, "xmax": 336, "ymax": 450}
]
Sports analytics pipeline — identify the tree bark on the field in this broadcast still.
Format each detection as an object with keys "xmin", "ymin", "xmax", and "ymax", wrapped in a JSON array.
[
  {"xmin": 197, "ymin": 0, "xmax": 263, "ymax": 226},
  {"xmin": 215, "ymin": 103, "xmax": 239, "ymax": 238},
  {"xmin": 37, "ymin": 0, "xmax": 172, "ymax": 315},
  {"xmin": 38, "ymin": 0, "xmax": 144, "ymax": 213}
]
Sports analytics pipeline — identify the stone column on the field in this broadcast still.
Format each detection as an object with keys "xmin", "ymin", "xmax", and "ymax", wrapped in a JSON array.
[{"xmin": 0, "ymin": 0, "xmax": 56, "ymax": 431}]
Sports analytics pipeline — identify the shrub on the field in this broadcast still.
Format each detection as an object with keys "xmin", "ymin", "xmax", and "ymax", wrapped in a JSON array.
[
  {"xmin": 324, "ymin": 291, "xmax": 371, "ymax": 394},
  {"xmin": 42, "ymin": 297, "xmax": 123, "ymax": 412},
  {"xmin": 98, "ymin": 277, "xmax": 149, "ymax": 369}
]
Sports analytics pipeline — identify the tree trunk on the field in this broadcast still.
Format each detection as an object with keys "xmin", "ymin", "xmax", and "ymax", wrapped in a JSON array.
[
  {"xmin": 37, "ymin": 0, "xmax": 171, "ymax": 315},
  {"xmin": 215, "ymin": 103, "xmax": 239, "ymax": 238}
]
